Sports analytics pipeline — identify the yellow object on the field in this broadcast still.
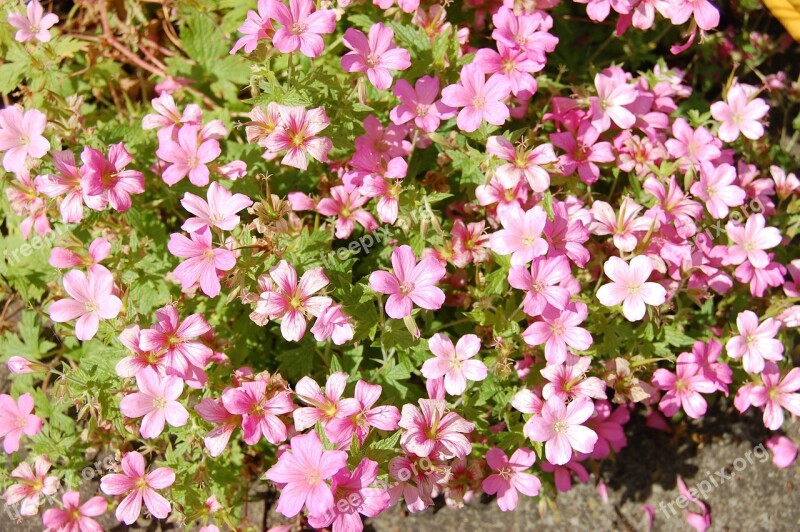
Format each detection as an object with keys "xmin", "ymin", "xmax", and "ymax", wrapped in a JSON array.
[{"xmin": 763, "ymin": 0, "xmax": 800, "ymax": 40}]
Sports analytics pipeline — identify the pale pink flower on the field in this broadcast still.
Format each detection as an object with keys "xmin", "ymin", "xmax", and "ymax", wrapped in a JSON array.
[
  {"xmin": 195, "ymin": 398, "xmax": 240, "ymax": 457},
  {"xmin": 522, "ymin": 302, "xmax": 593, "ymax": 364},
  {"xmin": 368, "ymin": 245, "xmax": 446, "ymax": 319},
  {"xmin": 221, "ymin": 381, "xmax": 294, "ymax": 445},
  {"xmin": 451, "ymin": 220, "xmax": 490, "ymax": 267},
  {"xmin": 665, "ymin": 118, "xmax": 720, "ymax": 169},
  {"xmin": 398, "ymin": 399, "xmax": 474, "ymax": 459},
  {"xmin": 770, "ymin": 165, "xmax": 799, "ymax": 199},
  {"xmin": 387, "ymin": 454, "xmax": 448, "ymax": 512},
  {"xmin": 168, "ymin": 229, "xmax": 236, "ymax": 298},
  {"xmin": 181, "ymin": 182, "xmax": 253, "ymax": 233},
  {"xmin": 156, "ymin": 124, "xmax": 221, "ymax": 187},
  {"xmin": 100, "ymin": 452, "xmax": 175, "ymax": 525},
  {"xmin": 441, "ymin": 65, "xmax": 511, "ymax": 133},
  {"xmin": 264, "ymin": 431, "xmax": 348, "ymax": 518},
  {"xmin": 341, "ymin": 23, "xmax": 411, "ymax": 90},
  {"xmin": 2, "ymin": 456, "xmax": 59, "ymax": 516},
  {"xmin": 689, "ymin": 162, "xmax": 745, "ymax": 219},
  {"xmin": 325, "ymin": 381, "xmax": 401, "ymax": 445},
  {"xmin": 390, "ymin": 76, "xmax": 456, "ymax": 133},
  {"xmin": 0, "ymin": 106, "xmax": 49, "ymax": 173},
  {"xmin": 267, "ymin": 0, "xmax": 336, "ymax": 57},
  {"xmin": 489, "ymin": 204, "xmax": 548, "ymax": 266},
  {"xmin": 317, "ymin": 186, "xmax": 378, "ymax": 238},
  {"xmin": 725, "ymin": 310, "xmax": 783, "ymax": 374},
  {"xmin": 508, "ymin": 256, "xmax": 572, "ymax": 317},
  {"xmin": 307, "ymin": 458, "xmax": 391, "ymax": 531},
  {"xmin": 7, "ymin": 1, "xmax": 58, "ymax": 43},
  {"xmin": 590, "ymin": 67, "xmax": 637, "ymax": 131},
  {"xmin": 486, "ymin": 136, "xmax": 556, "ymax": 191},
  {"xmin": 421, "ymin": 334, "xmax": 487, "ymax": 396},
  {"xmin": 660, "ymin": 0, "xmax": 720, "ymax": 31},
  {"xmin": 544, "ymin": 201, "xmax": 591, "ymax": 267},
  {"xmin": 120, "ymin": 367, "xmax": 189, "ymax": 439},
  {"xmin": 589, "ymin": 197, "xmax": 655, "ymax": 252},
  {"xmin": 575, "ymin": 0, "xmax": 631, "ymax": 21},
  {"xmin": 80, "ymin": 143, "xmax": 145, "ymax": 212},
  {"xmin": 765, "ymin": 435, "xmax": 798, "ymax": 469},
  {"xmin": 678, "ymin": 339, "xmax": 732, "ymax": 396},
  {"xmin": 49, "ymin": 237, "xmax": 110, "ymax": 271},
  {"xmin": 750, "ymin": 363, "xmax": 800, "ymax": 430},
  {"xmin": 541, "ymin": 353, "xmax": 607, "ymax": 402},
  {"xmin": 482, "ymin": 447, "xmax": 541, "ymax": 511},
  {"xmin": 49, "ymin": 268, "xmax": 122, "ymax": 341},
  {"xmin": 230, "ymin": 0, "xmax": 275, "ymax": 54},
  {"xmin": 310, "ymin": 304, "xmax": 354, "ymax": 345},
  {"xmin": 0, "ymin": 394, "xmax": 44, "ymax": 452},
  {"xmin": 526, "ymin": 396, "xmax": 598, "ymax": 465},
  {"xmin": 354, "ymin": 115, "xmax": 410, "ymax": 160},
  {"xmin": 710, "ymin": 83, "xmax": 770, "ymax": 142},
  {"xmin": 266, "ymin": 105, "xmax": 332, "ymax": 170},
  {"xmin": 511, "ymin": 388, "xmax": 544, "ymax": 437},
  {"xmin": 141, "ymin": 94, "xmax": 202, "ymax": 139},
  {"xmin": 652, "ymin": 364, "xmax": 715, "ymax": 419},
  {"xmin": 42, "ymin": 490, "xmax": 107, "ymax": 532},
  {"xmin": 115, "ymin": 325, "xmax": 166, "ymax": 380},
  {"xmin": 724, "ymin": 213, "xmax": 782, "ymax": 268},
  {"xmin": 253, "ymin": 260, "xmax": 332, "ymax": 341},
  {"xmin": 643, "ymin": 175, "xmax": 703, "ymax": 239},
  {"xmin": 491, "ymin": 7, "xmax": 558, "ymax": 62},
  {"xmin": 550, "ymin": 122, "xmax": 615, "ymax": 184},
  {"xmin": 597, "ymin": 256, "xmax": 667, "ymax": 322},
  {"xmin": 675, "ymin": 475, "xmax": 711, "ymax": 532},
  {"xmin": 36, "ymin": 150, "xmax": 107, "ymax": 223},
  {"xmin": 292, "ymin": 372, "xmax": 359, "ymax": 434},
  {"xmin": 473, "ymin": 44, "xmax": 541, "ymax": 97}
]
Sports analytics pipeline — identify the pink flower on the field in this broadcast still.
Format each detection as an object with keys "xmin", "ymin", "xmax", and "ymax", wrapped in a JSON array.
[
  {"xmin": 421, "ymin": 334, "xmax": 488, "ymax": 395},
  {"xmin": 597, "ymin": 255, "xmax": 666, "ymax": 322},
  {"xmin": 267, "ymin": 0, "xmax": 336, "ymax": 57},
  {"xmin": 725, "ymin": 214, "xmax": 781, "ymax": 268},
  {"xmin": 544, "ymin": 201, "xmax": 591, "ymax": 267},
  {"xmin": 482, "ymin": 447, "xmax": 541, "ymax": 511},
  {"xmin": 690, "ymin": 162, "xmax": 745, "ymax": 219},
  {"xmin": 292, "ymin": 372, "xmax": 359, "ymax": 434},
  {"xmin": 36, "ymin": 150, "xmax": 107, "ymax": 223},
  {"xmin": 665, "ymin": 118, "xmax": 720, "ymax": 169},
  {"xmin": 725, "ymin": 310, "xmax": 783, "ymax": 374},
  {"xmin": 661, "ymin": 0, "xmax": 720, "ymax": 31},
  {"xmin": 317, "ymin": 186, "xmax": 378, "ymax": 238},
  {"xmin": 341, "ymin": 23, "xmax": 411, "ymax": 90},
  {"xmin": 540, "ymin": 457, "xmax": 590, "ymax": 493},
  {"xmin": 230, "ymin": 0, "xmax": 275, "ymax": 54},
  {"xmin": 156, "ymin": 125, "xmax": 221, "ymax": 187},
  {"xmin": 49, "ymin": 237, "xmax": 111, "ymax": 271},
  {"xmin": 42, "ymin": 490, "xmax": 108, "ymax": 532},
  {"xmin": 120, "ymin": 367, "xmax": 189, "ymax": 439},
  {"xmin": 473, "ymin": 44, "xmax": 541, "ymax": 97},
  {"xmin": 652, "ymin": 364, "xmax": 716, "ymax": 419},
  {"xmin": 770, "ymin": 165, "xmax": 800, "ymax": 199},
  {"xmin": 307, "ymin": 458, "xmax": 391, "ymax": 531},
  {"xmin": 181, "ymin": 182, "xmax": 253, "ymax": 233},
  {"xmin": 398, "ymin": 399, "xmax": 474, "ymax": 459},
  {"xmin": 710, "ymin": 83, "xmax": 770, "ymax": 142},
  {"xmin": 354, "ymin": 115, "xmax": 410, "ymax": 160},
  {"xmin": 310, "ymin": 304, "xmax": 355, "ymax": 345},
  {"xmin": 390, "ymin": 76, "xmax": 455, "ymax": 133},
  {"xmin": 326, "ymin": 381, "xmax": 400, "ymax": 445},
  {"xmin": 368, "ymin": 245, "xmax": 446, "ymax": 319},
  {"xmin": 141, "ymin": 93, "xmax": 202, "ymax": 138},
  {"xmin": 441, "ymin": 64, "xmax": 511, "ymax": 133},
  {"xmin": 590, "ymin": 67, "xmax": 637, "ymax": 131},
  {"xmin": 522, "ymin": 302, "xmax": 593, "ymax": 364},
  {"xmin": 491, "ymin": 7, "xmax": 558, "ymax": 61},
  {"xmin": 550, "ymin": 122, "xmax": 615, "ymax": 184},
  {"xmin": 7, "ymin": 1, "xmax": 58, "ymax": 43},
  {"xmin": 486, "ymin": 136, "xmax": 556, "ymax": 191},
  {"xmin": 100, "ymin": 451, "xmax": 175, "ymax": 525},
  {"xmin": 541, "ymin": 353, "xmax": 607, "ymax": 402},
  {"xmin": 253, "ymin": 260, "xmax": 332, "ymax": 341},
  {"xmin": 508, "ymin": 256, "xmax": 571, "ymax": 317},
  {"xmin": 167, "ymin": 229, "xmax": 237, "ymax": 298},
  {"xmin": 80, "ymin": 143, "xmax": 145, "ymax": 212},
  {"xmin": 750, "ymin": 363, "xmax": 800, "ymax": 430},
  {"xmin": 264, "ymin": 431, "xmax": 348, "ymax": 518},
  {"xmin": 490, "ymin": 204, "xmax": 548, "ymax": 266},
  {"xmin": 266, "ymin": 105, "xmax": 332, "ymax": 170},
  {"xmin": 586, "ymin": 400, "xmax": 630, "ymax": 459},
  {"xmin": 676, "ymin": 475, "xmax": 711, "ymax": 532},
  {"xmin": 765, "ymin": 435, "xmax": 798, "ymax": 469},
  {"xmin": 222, "ymin": 381, "xmax": 294, "ymax": 445},
  {"xmin": 49, "ymin": 268, "xmax": 122, "ymax": 341},
  {"xmin": 0, "ymin": 106, "xmax": 50, "ymax": 173},
  {"xmin": 678, "ymin": 339, "xmax": 732, "ymax": 396},
  {"xmin": 195, "ymin": 398, "xmax": 240, "ymax": 457},
  {"xmin": 589, "ymin": 197, "xmax": 654, "ymax": 252},
  {"xmin": 2, "ymin": 456, "xmax": 59, "ymax": 516},
  {"xmin": 526, "ymin": 396, "xmax": 598, "ymax": 465}
]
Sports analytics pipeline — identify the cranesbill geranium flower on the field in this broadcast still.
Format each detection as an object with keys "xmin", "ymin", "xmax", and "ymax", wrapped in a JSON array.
[
  {"xmin": 710, "ymin": 82, "xmax": 770, "ymax": 142},
  {"xmin": 221, "ymin": 381, "xmax": 294, "ymax": 445},
  {"xmin": 490, "ymin": 204, "xmax": 548, "ymax": 266},
  {"xmin": 474, "ymin": 44, "xmax": 542, "ymax": 97},
  {"xmin": 156, "ymin": 124, "xmax": 221, "ymax": 187},
  {"xmin": 292, "ymin": 372, "xmax": 359, "ymax": 433},
  {"xmin": 341, "ymin": 23, "xmax": 411, "ymax": 90},
  {"xmin": 7, "ymin": 1, "xmax": 58, "ymax": 43},
  {"xmin": 421, "ymin": 334, "xmax": 488, "ymax": 395},
  {"xmin": 195, "ymin": 398, "xmax": 240, "ymax": 457},
  {"xmin": 317, "ymin": 186, "xmax": 378, "ymax": 238},
  {"xmin": 310, "ymin": 304, "xmax": 355, "ymax": 345},
  {"xmin": 399, "ymin": 399, "xmax": 475, "ymax": 459},
  {"xmin": 80, "ymin": 143, "xmax": 145, "ymax": 212},
  {"xmin": 725, "ymin": 310, "xmax": 784, "ymax": 374},
  {"xmin": 690, "ymin": 162, "xmax": 745, "ymax": 219},
  {"xmin": 522, "ymin": 302, "xmax": 593, "ymax": 365},
  {"xmin": 596, "ymin": 255, "xmax": 667, "ymax": 322},
  {"xmin": 665, "ymin": 118, "xmax": 720, "ymax": 170},
  {"xmin": 491, "ymin": 7, "xmax": 558, "ymax": 62},
  {"xmin": 0, "ymin": 106, "xmax": 50, "ymax": 173},
  {"xmin": 49, "ymin": 268, "xmax": 122, "ymax": 341},
  {"xmin": 181, "ymin": 181, "xmax": 253, "ymax": 233},
  {"xmin": 0, "ymin": 393, "xmax": 43, "ymax": 455},
  {"xmin": 2, "ymin": 456, "xmax": 59, "ymax": 516},
  {"xmin": 100, "ymin": 452, "xmax": 174, "ymax": 525},
  {"xmin": 550, "ymin": 122, "xmax": 615, "ymax": 184},
  {"xmin": 326, "ymin": 381, "xmax": 401, "ymax": 445},
  {"xmin": 590, "ymin": 66, "xmax": 637, "ymax": 132},
  {"xmin": 266, "ymin": 105, "xmax": 333, "ymax": 170},
  {"xmin": 482, "ymin": 447, "xmax": 541, "ymax": 511},
  {"xmin": 369, "ymin": 245, "xmax": 446, "ymax": 319},
  {"xmin": 526, "ymin": 396, "xmax": 598, "ymax": 465},
  {"xmin": 441, "ymin": 64, "xmax": 511, "ymax": 133},
  {"xmin": 120, "ymin": 367, "xmax": 189, "ymax": 439},
  {"xmin": 724, "ymin": 213, "xmax": 782, "ymax": 269},
  {"xmin": 486, "ymin": 136, "xmax": 556, "ymax": 191},
  {"xmin": 390, "ymin": 76, "xmax": 456, "ymax": 133},
  {"xmin": 508, "ymin": 256, "xmax": 572, "ymax": 317},
  {"xmin": 168, "ymin": 229, "xmax": 237, "ymax": 298},
  {"xmin": 264, "ymin": 431, "xmax": 348, "ymax": 518},
  {"xmin": 267, "ymin": 0, "xmax": 336, "ymax": 57},
  {"xmin": 652, "ymin": 363, "xmax": 716, "ymax": 419},
  {"xmin": 541, "ymin": 353, "xmax": 607, "ymax": 402},
  {"xmin": 230, "ymin": 0, "xmax": 275, "ymax": 54},
  {"xmin": 589, "ymin": 197, "xmax": 655, "ymax": 252},
  {"xmin": 750, "ymin": 363, "xmax": 800, "ymax": 430},
  {"xmin": 42, "ymin": 490, "xmax": 107, "ymax": 531}
]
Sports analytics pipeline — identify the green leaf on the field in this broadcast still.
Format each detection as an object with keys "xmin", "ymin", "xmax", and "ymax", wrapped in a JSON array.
[{"xmin": 182, "ymin": 14, "xmax": 227, "ymax": 71}]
